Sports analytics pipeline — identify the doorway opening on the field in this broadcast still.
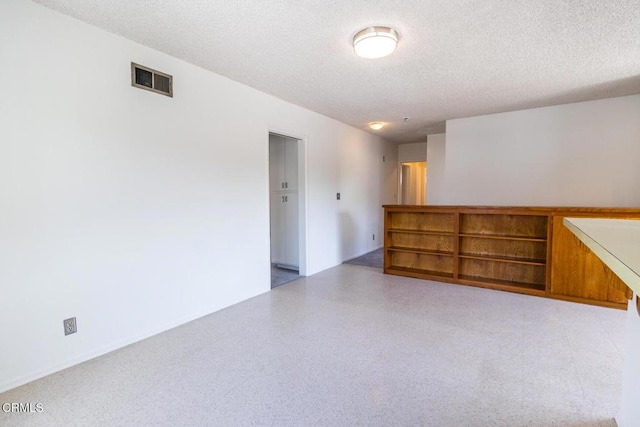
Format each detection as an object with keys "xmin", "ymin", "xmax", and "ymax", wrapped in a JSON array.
[
  {"xmin": 400, "ymin": 161, "xmax": 427, "ymax": 205},
  {"xmin": 269, "ymin": 132, "xmax": 304, "ymax": 288}
]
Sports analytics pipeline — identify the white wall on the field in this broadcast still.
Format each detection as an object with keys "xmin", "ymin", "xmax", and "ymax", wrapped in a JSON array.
[
  {"xmin": 339, "ymin": 131, "xmax": 397, "ymax": 259},
  {"xmin": 0, "ymin": 0, "xmax": 395, "ymax": 392},
  {"xmin": 398, "ymin": 142, "xmax": 427, "ymax": 163},
  {"xmin": 441, "ymin": 95, "xmax": 640, "ymax": 206},
  {"xmin": 384, "ymin": 146, "xmax": 400, "ymax": 209},
  {"xmin": 426, "ymin": 133, "xmax": 446, "ymax": 204}
]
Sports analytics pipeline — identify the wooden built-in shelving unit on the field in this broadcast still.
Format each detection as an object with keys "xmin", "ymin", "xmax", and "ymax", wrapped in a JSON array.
[
  {"xmin": 383, "ymin": 205, "xmax": 640, "ymax": 308},
  {"xmin": 386, "ymin": 210, "xmax": 455, "ymax": 279},
  {"xmin": 457, "ymin": 213, "xmax": 548, "ymax": 294}
]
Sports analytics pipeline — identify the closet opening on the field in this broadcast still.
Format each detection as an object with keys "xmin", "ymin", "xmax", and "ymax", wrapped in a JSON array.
[
  {"xmin": 268, "ymin": 132, "xmax": 305, "ymax": 288},
  {"xmin": 399, "ymin": 161, "xmax": 427, "ymax": 205}
]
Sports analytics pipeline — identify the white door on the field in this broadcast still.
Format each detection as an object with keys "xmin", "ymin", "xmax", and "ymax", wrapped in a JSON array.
[
  {"xmin": 270, "ymin": 193, "xmax": 286, "ymax": 264},
  {"xmin": 269, "ymin": 133, "xmax": 299, "ymax": 269},
  {"xmin": 269, "ymin": 134, "xmax": 285, "ymax": 191},
  {"xmin": 284, "ymin": 138, "xmax": 298, "ymax": 192},
  {"xmin": 284, "ymin": 192, "xmax": 298, "ymax": 267}
]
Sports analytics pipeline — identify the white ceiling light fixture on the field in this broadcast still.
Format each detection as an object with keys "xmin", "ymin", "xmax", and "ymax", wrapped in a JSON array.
[
  {"xmin": 369, "ymin": 122, "xmax": 384, "ymax": 130},
  {"xmin": 353, "ymin": 26, "xmax": 399, "ymax": 59}
]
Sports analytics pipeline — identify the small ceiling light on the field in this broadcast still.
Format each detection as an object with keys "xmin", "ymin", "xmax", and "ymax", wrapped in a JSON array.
[
  {"xmin": 369, "ymin": 122, "xmax": 384, "ymax": 130},
  {"xmin": 353, "ymin": 26, "xmax": 399, "ymax": 59}
]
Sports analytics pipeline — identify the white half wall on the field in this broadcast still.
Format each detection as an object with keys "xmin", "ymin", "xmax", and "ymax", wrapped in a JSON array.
[
  {"xmin": 441, "ymin": 95, "xmax": 640, "ymax": 206},
  {"xmin": 426, "ymin": 133, "xmax": 446, "ymax": 205},
  {"xmin": 617, "ymin": 295, "xmax": 640, "ymax": 427},
  {"xmin": 0, "ymin": 0, "xmax": 395, "ymax": 392}
]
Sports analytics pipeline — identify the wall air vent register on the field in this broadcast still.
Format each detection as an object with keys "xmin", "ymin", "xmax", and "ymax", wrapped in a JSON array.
[{"xmin": 131, "ymin": 62, "xmax": 173, "ymax": 97}]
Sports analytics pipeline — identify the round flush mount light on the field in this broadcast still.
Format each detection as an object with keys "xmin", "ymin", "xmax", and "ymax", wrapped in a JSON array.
[
  {"xmin": 353, "ymin": 26, "xmax": 399, "ymax": 59},
  {"xmin": 369, "ymin": 122, "xmax": 384, "ymax": 130}
]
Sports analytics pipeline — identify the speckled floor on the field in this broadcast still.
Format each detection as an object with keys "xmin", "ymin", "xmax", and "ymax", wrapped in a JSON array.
[{"xmin": 0, "ymin": 264, "xmax": 626, "ymax": 426}]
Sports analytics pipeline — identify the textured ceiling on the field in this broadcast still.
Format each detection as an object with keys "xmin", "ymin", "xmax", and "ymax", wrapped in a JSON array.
[{"xmin": 33, "ymin": 0, "xmax": 640, "ymax": 143}]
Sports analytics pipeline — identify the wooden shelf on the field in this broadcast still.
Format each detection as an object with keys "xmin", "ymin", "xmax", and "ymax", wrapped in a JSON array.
[
  {"xmin": 459, "ymin": 256, "xmax": 546, "ymax": 287},
  {"xmin": 459, "ymin": 213, "xmax": 548, "ymax": 240},
  {"xmin": 388, "ymin": 227, "xmax": 454, "ymax": 255},
  {"xmin": 388, "ymin": 248, "xmax": 454, "ymax": 277},
  {"xmin": 388, "ymin": 228, "xmax": 454, "ymax": 236},
  {"xmin": 387, "ymin": 266, "xmax": 454, "ymax": 279},
  {"xmin": 458, "ymin": 233, "xmax": 546, "ymax": 242},
  {"xmin": 458, "ymin": 252, "xmax": 546, "ymax": 266},
  {"xmin": 387, "ymin": 247, "xmax": 454, "ymax": 256},
  {"xmin": 387, "ymin": 211, "xmax": 455, "ymax": 234},
  {"xmin": 458, "ymin": 274, "xmax": 546, "ymax": 292}
]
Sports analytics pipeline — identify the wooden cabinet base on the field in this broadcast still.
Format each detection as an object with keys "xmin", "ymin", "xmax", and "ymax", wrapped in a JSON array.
[{"xmin": 383, "ymin": 205, "xmax": 640, "ymax": 309}]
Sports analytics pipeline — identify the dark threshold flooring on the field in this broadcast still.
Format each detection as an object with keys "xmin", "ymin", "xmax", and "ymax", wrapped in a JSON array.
[
  {"xmin": 344, "ymin": 248, "xmax": 383, "ymax": 268},
  {"xmin": 271, "ymin": 248, "xmax": 382, "ymax": 289},
  {"xmin": 271, "ymin": 264, "xmax": 299, "ymax": 289}
]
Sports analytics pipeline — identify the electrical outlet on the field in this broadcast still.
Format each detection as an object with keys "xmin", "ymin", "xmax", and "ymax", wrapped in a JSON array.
[
  {"xmin": 63, "ymin": 317, "xmax": 77, "ymax": 336},
  {"xmin": 336, "ymin": 193, "xmax": 340, "ymax": 200},
  {"xmin": 373, "ymin": 234, "xmax": 375, "ymax": 240}
]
